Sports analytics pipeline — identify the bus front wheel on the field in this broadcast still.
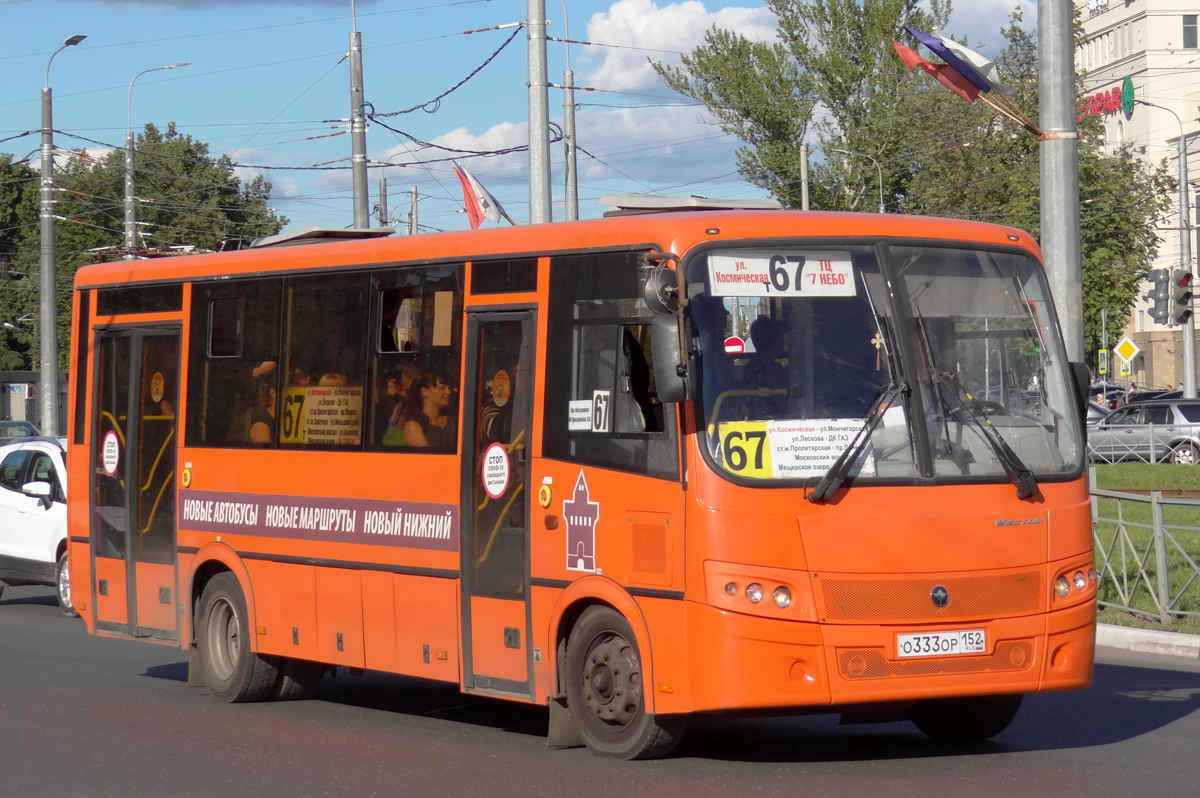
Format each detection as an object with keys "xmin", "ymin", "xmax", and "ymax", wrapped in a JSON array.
[
  {"xmin": 565, "ymin": 605, "xmax": 685, "ymax": 759},
  {"xmin": 909, "ymin": 694, "xmax": 1023, "ymax": 742},
  {"xmin": 197, "ymin": 573, "xmax": 279, "ymax": 702}
]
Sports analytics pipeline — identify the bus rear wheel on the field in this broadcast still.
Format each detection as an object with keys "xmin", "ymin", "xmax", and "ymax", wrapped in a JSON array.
[
  {"xmin": 909, "ymin": 694, "xmax": 1023, "ymax": 742},
  {"xmin": 197, "ymin": 573, "xmax": 279, "ymax": 703},
  {"xmin": 565, "ymin": 606, "xmax": 685, "ymax": 759}
]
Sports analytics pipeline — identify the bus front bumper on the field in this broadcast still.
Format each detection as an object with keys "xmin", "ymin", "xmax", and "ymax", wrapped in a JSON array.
[{"xmin": 683, "ymin": 598, "xmax": 1095, "ymax": 713}]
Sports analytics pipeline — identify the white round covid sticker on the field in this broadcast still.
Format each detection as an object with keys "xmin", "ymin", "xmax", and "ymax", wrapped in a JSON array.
[
  {"xmin": 482, "ymin": 442, "xmax": 510, "ymax": 500},
  {"xmin": 102, "ymin": 431, "xmax": 120, "ymax": 476}
]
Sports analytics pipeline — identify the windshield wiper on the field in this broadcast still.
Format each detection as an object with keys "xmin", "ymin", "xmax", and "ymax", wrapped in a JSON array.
[
  {"xmin": 913, "ymin": 316, "xmax": 1039, "ymax": 500},
  {"xmin": 808, "ymin": 382, "xmax": 903, "ymax": 504}
]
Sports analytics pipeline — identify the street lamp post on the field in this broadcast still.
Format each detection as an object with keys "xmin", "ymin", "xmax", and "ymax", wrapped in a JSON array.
[
  {"xmin": 832, "ymin": 148, "xmax": 886, "ymax": 213},
  {"xmin": 125, "ymin": 63, "xmax": 190, "ymax": 260},
  {"xmin": 1136, "ymin": 99, "xmax": 1194, "ymax": 398},
  {"xmin": 39, "ymin": 33, "xmax": 86, "ymax": 438}
]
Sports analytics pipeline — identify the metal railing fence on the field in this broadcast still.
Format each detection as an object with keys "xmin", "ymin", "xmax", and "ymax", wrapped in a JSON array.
[
  {"xmin": 1087, "ymin": 422, "xmax": 1200, "ymax": 464},
  {"xmin": 1090, "ymin": 468, "xmax": 1200, "ymax": 624}
]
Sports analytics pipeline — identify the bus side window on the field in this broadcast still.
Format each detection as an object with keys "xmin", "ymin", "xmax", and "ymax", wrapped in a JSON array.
[
  {"xmin": 544, "ymin": 251, "xmax": 678, "ymax": 480},
  {"xmin": 369, "ymin": 265, "xmax": 464, "ymax": 451},
  {"xmin": 185, "ymin": 279, "xmax": 283, "ymax": 448}
]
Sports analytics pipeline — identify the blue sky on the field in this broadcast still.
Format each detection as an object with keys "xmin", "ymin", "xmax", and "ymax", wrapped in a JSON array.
[{"xmin": 0, "ymin": 0, "xmax": 1031, "ymax": 234}]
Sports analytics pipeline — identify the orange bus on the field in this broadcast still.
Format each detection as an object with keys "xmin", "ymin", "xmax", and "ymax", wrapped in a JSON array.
[{"xmin": 66, "ymin": 203, "xmax": 1096, "ymax": 759}]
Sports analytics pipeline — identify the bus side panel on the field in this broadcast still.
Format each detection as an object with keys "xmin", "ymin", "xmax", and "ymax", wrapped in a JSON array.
[
  {"xmin": 315, "ymin": 567, "xmax": 365, "ymax": 668},
  {"xmin": 633, "ymin": 596, "xmax": 692, "ymax": 714},
  {"xmin": 134, "ymin": 561, "xmax": 177, "ymax": 631},
  {"xmin": 470, "ymin": 595, "xmax": 527, "ymax": 682},
  {"xmin": 250, "ymin": 561, "xmax": 319, "ymax": 662},
  {"xmin": 530, "ymin": 584, "xmax": 560, "ymax": 703},
  {"xmin": 393, "ymin": 574, "xmax": 459, "ymax": 683},
  {"xmin": 93, "ymin": 557, "xmax": 129, "ymax": 625},
  {"xmin": 1047, "ymin": 486, "xmax": 1093, "ymax": 562},
  {"xmin": 361, "ymin": 569, "xmax": 397, "ymax": 672}
]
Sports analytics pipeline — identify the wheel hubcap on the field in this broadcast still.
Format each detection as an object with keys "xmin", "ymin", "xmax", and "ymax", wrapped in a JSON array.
[
  {"xmin": 58, "ymin": 559, "xmax": 71, "ymax": 608},
  {"xmin": 207, "ymin": 597, "xmax": 239, "ymax": 681},
  {"xmin": 581, "ymin": 632, "xmax": 642, "ymax": 728}
]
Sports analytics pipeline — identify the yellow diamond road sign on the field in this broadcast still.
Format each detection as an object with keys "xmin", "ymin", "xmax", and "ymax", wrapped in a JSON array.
[{"xmin": 1114, "ymin": 336, "xmax": 1140, "ymax": 363}]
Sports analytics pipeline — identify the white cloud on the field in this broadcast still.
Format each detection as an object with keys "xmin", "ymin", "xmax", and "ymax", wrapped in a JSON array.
[
  {"xmin": 943, "ymin": 0, "xmax": 1037, "ymax": 55},
  {"xmin": 583, "ymin": 0, "xmax": 777, "ymax": 92}
]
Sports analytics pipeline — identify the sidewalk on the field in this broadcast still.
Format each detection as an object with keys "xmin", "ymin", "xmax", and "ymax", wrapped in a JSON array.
[{"xmin": 1096, "ymin": 622, "xmax": 1200, "ymax": 658}]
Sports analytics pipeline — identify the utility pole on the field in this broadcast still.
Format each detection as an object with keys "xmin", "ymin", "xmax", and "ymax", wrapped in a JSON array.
[
  {"xmin": 39, "ymin": 34, "xmax": 86, "ymax": 438},
  {"xmin": 563, "ymin": 70, "xmax": 578, "ymax": 221},
  {"xmin": 377, "ymin": 175, "xmax": 388, "ymax": 226},
  {"xmin": 408, "ymin": 186, "xmax": 418, "ymax": 235},
  {"xmin": 1134, "ymin": 99, "xmax": 1194, "ymax": 395},
  {"xmin": 558, "ymin": 1, "xmax": 578, "ymax": 221},
  {"xmin": 1038, "ymin": 0, "xmax": 1084, "ymax": 362},
  {"xmin": 527, "ymin": 0, "xmax": 551, "ymax": 224},
  {"xmin": 1101, "ymin": 307, "xmax": 1108, "ymax": 396},
  {"xmin": 126, "ymin": 63, "xmax": 190, "ymax": 260},
  {"xmin": 800, "ymin": 143, "xmax": 810, "ymax": 211},
  {"xmin": 349, "ymin": 0, "xmax": 370, "ymax": 228}
]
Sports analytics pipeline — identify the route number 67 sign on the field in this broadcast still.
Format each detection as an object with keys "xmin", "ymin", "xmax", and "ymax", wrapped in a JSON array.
[{"xmin": 708, "ymin": 250, "xmax": 856, "ymax": 298}]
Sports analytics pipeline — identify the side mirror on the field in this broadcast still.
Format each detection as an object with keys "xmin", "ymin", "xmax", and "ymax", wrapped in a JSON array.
[
  {"xmin": 22, "ymin": 481, "xmax": 53, "ymax": 509},
  {"xmin": 1069, "ymin": 361, "xmax": 1090, "ymax": 414},
  {"xmin": 652, "ymin": 315, "xmax": 689, "ymax": 404}
]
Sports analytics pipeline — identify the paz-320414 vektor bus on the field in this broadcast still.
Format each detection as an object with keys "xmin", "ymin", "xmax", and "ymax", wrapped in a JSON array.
[{"xmin": 65, "ymin": 200, "xmax": 1095, "ymax": 759}]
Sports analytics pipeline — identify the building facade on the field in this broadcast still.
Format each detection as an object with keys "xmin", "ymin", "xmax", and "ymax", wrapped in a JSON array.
[{"xmin": 1076, "ymin": 0, "xmax": 1199, "ymax": 388}]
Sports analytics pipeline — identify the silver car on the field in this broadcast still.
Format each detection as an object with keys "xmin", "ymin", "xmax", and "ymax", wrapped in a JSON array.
[{"xmin": 1089, "ymin": 400, "xmax": 1200, "ymax": 464}]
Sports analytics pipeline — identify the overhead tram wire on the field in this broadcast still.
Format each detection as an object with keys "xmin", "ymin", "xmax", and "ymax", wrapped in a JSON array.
[{"xmin": 0, "ymin": 0, "xmax": 500, "ymax": 61}]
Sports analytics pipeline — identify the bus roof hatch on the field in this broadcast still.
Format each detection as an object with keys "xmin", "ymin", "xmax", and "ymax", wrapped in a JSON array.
[
  {"xmin": 597, "ymin": 194, "xmax": 782, "ymax": 217},
  {"xmin": 250, "ymin": 225, "xmax": 396, "ymax": 249}
]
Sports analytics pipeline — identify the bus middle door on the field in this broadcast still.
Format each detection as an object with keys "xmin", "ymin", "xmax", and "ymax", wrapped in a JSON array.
[
  {"xmin": 460, "ymin": 311, "xmax": 535, "ymax": 697},
  {"xmin": 90, "ymin": 328, "xmax": 181, "ymax": 641}
]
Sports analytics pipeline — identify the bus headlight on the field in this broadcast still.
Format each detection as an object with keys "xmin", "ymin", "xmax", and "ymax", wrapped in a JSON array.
[
  {"xmin": 1073, "ymin": 571, "xmax": 1087, "ymax": 591},
  {"xmin": 1054, "ymin": 576, "xmax": 1071, "ymax": 597},
  {"xmin": 772, "ymin": 586, "xmax": 792, "ymax": 608},
  {"xmin": 745, "ymin": 583, "xmax": 763, "ymax": 603},
  {"xmin": 724, "ymin": 581, "xmax": 739, "ymax": 596}
]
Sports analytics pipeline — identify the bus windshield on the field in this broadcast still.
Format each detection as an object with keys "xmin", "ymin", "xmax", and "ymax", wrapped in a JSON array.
[{"xmin": 689, "ymin": 243, "xmax": 1082, "ymax": 485}]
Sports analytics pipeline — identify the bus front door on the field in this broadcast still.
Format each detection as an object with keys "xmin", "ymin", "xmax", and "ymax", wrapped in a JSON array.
[
  {"xmin": 460, "ymin": 311, "xmax": 535, "ymax": 697},
  {"xmin": 90, "ymin": 329, "xmax": 181, "ymax": 641}
]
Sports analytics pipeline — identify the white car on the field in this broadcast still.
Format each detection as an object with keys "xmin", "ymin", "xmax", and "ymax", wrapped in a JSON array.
[{"xmin": 0, "ymin": 438, "xmax": 75, "ymax": 615}]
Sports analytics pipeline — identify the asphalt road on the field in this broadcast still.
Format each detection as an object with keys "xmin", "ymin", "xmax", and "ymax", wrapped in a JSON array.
[{"xmin": 3, "ymin": 584, "xmax": 1200, "ymax": 798}]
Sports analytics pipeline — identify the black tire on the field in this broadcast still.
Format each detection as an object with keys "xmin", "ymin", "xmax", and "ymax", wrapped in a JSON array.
[
  {"xmin": 1170, "ymin": 442, "xmax": 1199, "ymax": 465},
  {"xmin": 55, "ymin": 552, "xmax": 77, "ymax": 617},
  {"xmin": 196, "ymin": 573, "xmax": 279, "ymax": 702},
  {"xmin": 270, "ymin": 658, "xmax": 323, "ymax": 701},
  {"xmin": 909, "ymin": 694, "xmax": 1023, "ymax": 742},
  {"xmin": 565, "ymin": 605, "xmax": 686, "ymax": 759}
]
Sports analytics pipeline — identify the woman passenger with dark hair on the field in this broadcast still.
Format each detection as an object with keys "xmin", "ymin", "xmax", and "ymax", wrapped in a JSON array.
[{"xmin": 403, "ymin": 371, "xmax": 457, "ymax": 448}]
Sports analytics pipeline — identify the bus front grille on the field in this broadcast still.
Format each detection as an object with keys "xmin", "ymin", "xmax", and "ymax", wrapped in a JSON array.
[
  {"xmin": 837, "ymin": 640, "xmax": 1035, "ymax": 680},
  {"xmin": 817, "ymin": 570, "xmax": 1042, "ymax": 623}
]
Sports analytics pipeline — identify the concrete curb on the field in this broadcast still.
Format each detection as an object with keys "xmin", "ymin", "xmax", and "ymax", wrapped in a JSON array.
[{"xmin": 1096, "ymin": 622, "xmax": 1200, "ymax": 658}]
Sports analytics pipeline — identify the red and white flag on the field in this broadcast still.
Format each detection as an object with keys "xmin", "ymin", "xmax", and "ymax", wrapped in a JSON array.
[
  {"xmin": 452, "ymin": 160, "xmax": 512, "ymax": 230},
  {"xmin": 892, "ymin": 40, "xmax": 979, "ymax": 104}
]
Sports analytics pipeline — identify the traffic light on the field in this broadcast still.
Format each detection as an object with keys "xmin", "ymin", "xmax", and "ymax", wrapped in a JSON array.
[
  {"xmin": 1148, "ymin": 269, "xmax": 1171, "ymax": 324},
  {"xmin": 1170, "ymin": 269, "xmax": 1194, "ymax": 326}
]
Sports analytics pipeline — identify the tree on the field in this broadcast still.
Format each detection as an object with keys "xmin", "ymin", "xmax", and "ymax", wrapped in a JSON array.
[
  {"xmin": 657, "ymin": 3, "xmax": 1174, "ymax": 369},
  {"xmin": 0, "ymin": 154, "xmax": 39, "ymax": 370},
  {"xmin": 0, "ymin": 123, "xmax": 287, "ymax": 371}
]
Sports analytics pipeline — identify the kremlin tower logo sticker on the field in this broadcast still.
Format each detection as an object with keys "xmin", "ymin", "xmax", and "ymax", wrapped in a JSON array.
[{"xmin": 564, "ymin": 471, "xmax": 598, "ymax": 571}]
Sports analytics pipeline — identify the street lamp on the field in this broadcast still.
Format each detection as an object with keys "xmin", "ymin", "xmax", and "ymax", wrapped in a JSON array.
[
  {"xmin": 1135, "ymin": 98, "xmax": 1194, "ymax": 398},
  {"xmin": 39, "ymin": 33, "xmax": 86, "ymax": 438},
  {"xmin": 125, "ymin": 62, "xmax": 190, "ymax": 260},
  {"xmin": 831, "ymin": 148, "xmax": 886, "ymax": 214}
]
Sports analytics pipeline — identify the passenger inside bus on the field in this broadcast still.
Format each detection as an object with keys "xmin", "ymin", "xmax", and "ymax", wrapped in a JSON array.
[
  {"xmin": 741, "ymin": 317, "xmax": 788, "ymax": 418},
  {"xmin": 247, "ymin": 360, "xmax": 277, "ymax": 445},
  {"xmin": 403, "ymin": 371, "xmax": 457, "ymax": 449}
]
